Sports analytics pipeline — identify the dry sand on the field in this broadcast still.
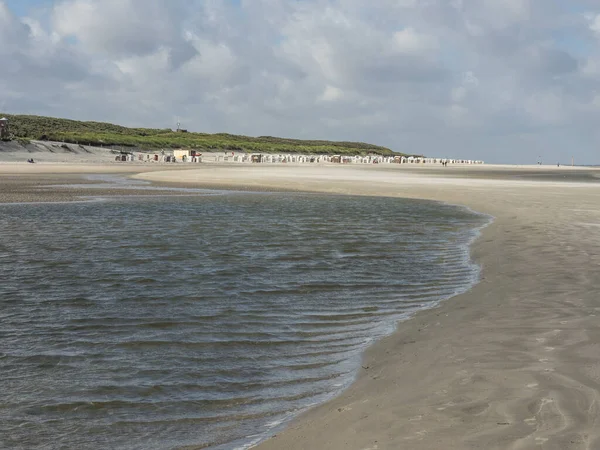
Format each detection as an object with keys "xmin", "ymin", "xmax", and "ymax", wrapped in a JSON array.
[
  {"xmin": 3, "ymin": 162, "xmax": 600, "ymax": 449},
  {"xmin": 133, "ymin": 164, "xmax": 600, "ymax": 450}
]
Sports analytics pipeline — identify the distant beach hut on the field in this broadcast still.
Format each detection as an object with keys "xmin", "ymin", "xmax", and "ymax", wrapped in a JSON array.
[
  {"xmin": 0, "ymin": 117, "xmax": 9, "ymax": 139},
  {"xmin": 114, "ymin": 152, "xmax": 132, "ymax": 162},
  {"xmin": 251, "ymin": 154, "xmax": 263, "ymax": 163},
  {"xmin": 331, "ymin": 155, "xmax": 342, "ymax": 163},
  {"xmin": 174, "ymin": 149, "xmax": 201, "ymax": 162}
]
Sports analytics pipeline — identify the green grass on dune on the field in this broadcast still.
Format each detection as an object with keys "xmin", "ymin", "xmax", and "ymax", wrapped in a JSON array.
[{"xmin": 1, "ymin": 114, "xmax": 400, "ymax": 156}]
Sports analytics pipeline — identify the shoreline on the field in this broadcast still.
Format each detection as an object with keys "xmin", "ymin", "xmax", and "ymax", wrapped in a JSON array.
[
  {"xmin": 3, "ymin": 164, "xmax": 600, "ymax": 448},
  {"xmin": 240, "ymin": 199, "xmax": 496, "ymax": 450},
  {"xmin": 132, "ymin": 165, "xmax": 600, "ymax": 449}
]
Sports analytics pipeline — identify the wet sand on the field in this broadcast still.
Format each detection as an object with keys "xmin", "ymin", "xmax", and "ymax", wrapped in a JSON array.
[
  {"xmin": 3, "ymin": 163, "xmax": 600, "ymax": 449},
  {"xmin": 0, "ymin": 163, "xmax": 203, "ymax": 203}
]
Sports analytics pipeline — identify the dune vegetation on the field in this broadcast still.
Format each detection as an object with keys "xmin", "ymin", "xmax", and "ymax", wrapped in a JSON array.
[{"xmin": 1, "ymin": 114, "xmax": 398, "ymax": 156}]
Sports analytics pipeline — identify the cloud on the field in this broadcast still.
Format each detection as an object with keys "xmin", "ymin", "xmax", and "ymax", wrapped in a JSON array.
[
  {"xmin": 320, "ymin": 85, "xmax": 344, "ymax": 102},
  {"xmin": 51, "ymin": 0, "xmax": 197, "ymax": 67},
  {"xmin": 2, "ymin": 0, "xmax": 600, "ymax": 163},
  {"xmin": 393, "ymin": 27, "xmax": 439, "ymax": 53}
]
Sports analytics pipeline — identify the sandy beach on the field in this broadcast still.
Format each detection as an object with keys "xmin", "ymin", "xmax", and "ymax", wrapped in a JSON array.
[
  {"xmin": 3, "ymin": 162, "xmax": 600, "ymax": 449},
  {"xmin": 134, "ymin": 164, "xmax": 600, "ymax": 450}
]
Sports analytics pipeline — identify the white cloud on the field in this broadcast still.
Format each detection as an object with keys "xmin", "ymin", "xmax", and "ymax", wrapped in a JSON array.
[
  {"xmin": 586, "ymin": 12, "xmax": 600, "ymax": 35},
  {"xmin": 320, "ymin": 85, "xmax": 344, "ymax": 102},
  {"xmin": 463, "ymin": 71, "xmax": 479, "ymax": 86},
  {"xmin": 52, "ymin": 0, "xmax": 196, "ymax": 66},
  {"xmin": 393, "ymin": 28, "xmax": 438, "ymax": 53}
]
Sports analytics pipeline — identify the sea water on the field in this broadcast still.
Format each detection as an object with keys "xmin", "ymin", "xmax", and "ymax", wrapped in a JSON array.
[{"xmin": 0, "ymin": 191, "xmax": 489, "ymax": 449}]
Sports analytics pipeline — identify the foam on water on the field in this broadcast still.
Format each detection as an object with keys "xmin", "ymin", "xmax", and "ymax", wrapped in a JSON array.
[{"xmin": 0, "ymin": 191, "xmax": 490, "ymax": 450}]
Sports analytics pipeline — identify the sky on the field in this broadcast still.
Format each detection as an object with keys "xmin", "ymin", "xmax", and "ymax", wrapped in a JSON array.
[{"xmin": 2, "ymin": 1, "xmax": 600, "ymax": 164}]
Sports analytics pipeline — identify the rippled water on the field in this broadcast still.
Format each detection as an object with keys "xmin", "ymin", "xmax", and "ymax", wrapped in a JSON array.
[{"xmin": 0, "ymin": 192, "xmax": 488, "ymax": 449}]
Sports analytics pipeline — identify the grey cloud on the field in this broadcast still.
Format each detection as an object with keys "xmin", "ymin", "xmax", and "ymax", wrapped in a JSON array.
[
  {"xmin": 359, "ymin": 57, "xmax": 448, "ymax": 84},
  {"xmin": 533, "ymin": 48, "xmax": 579, "ymax": 75}
]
